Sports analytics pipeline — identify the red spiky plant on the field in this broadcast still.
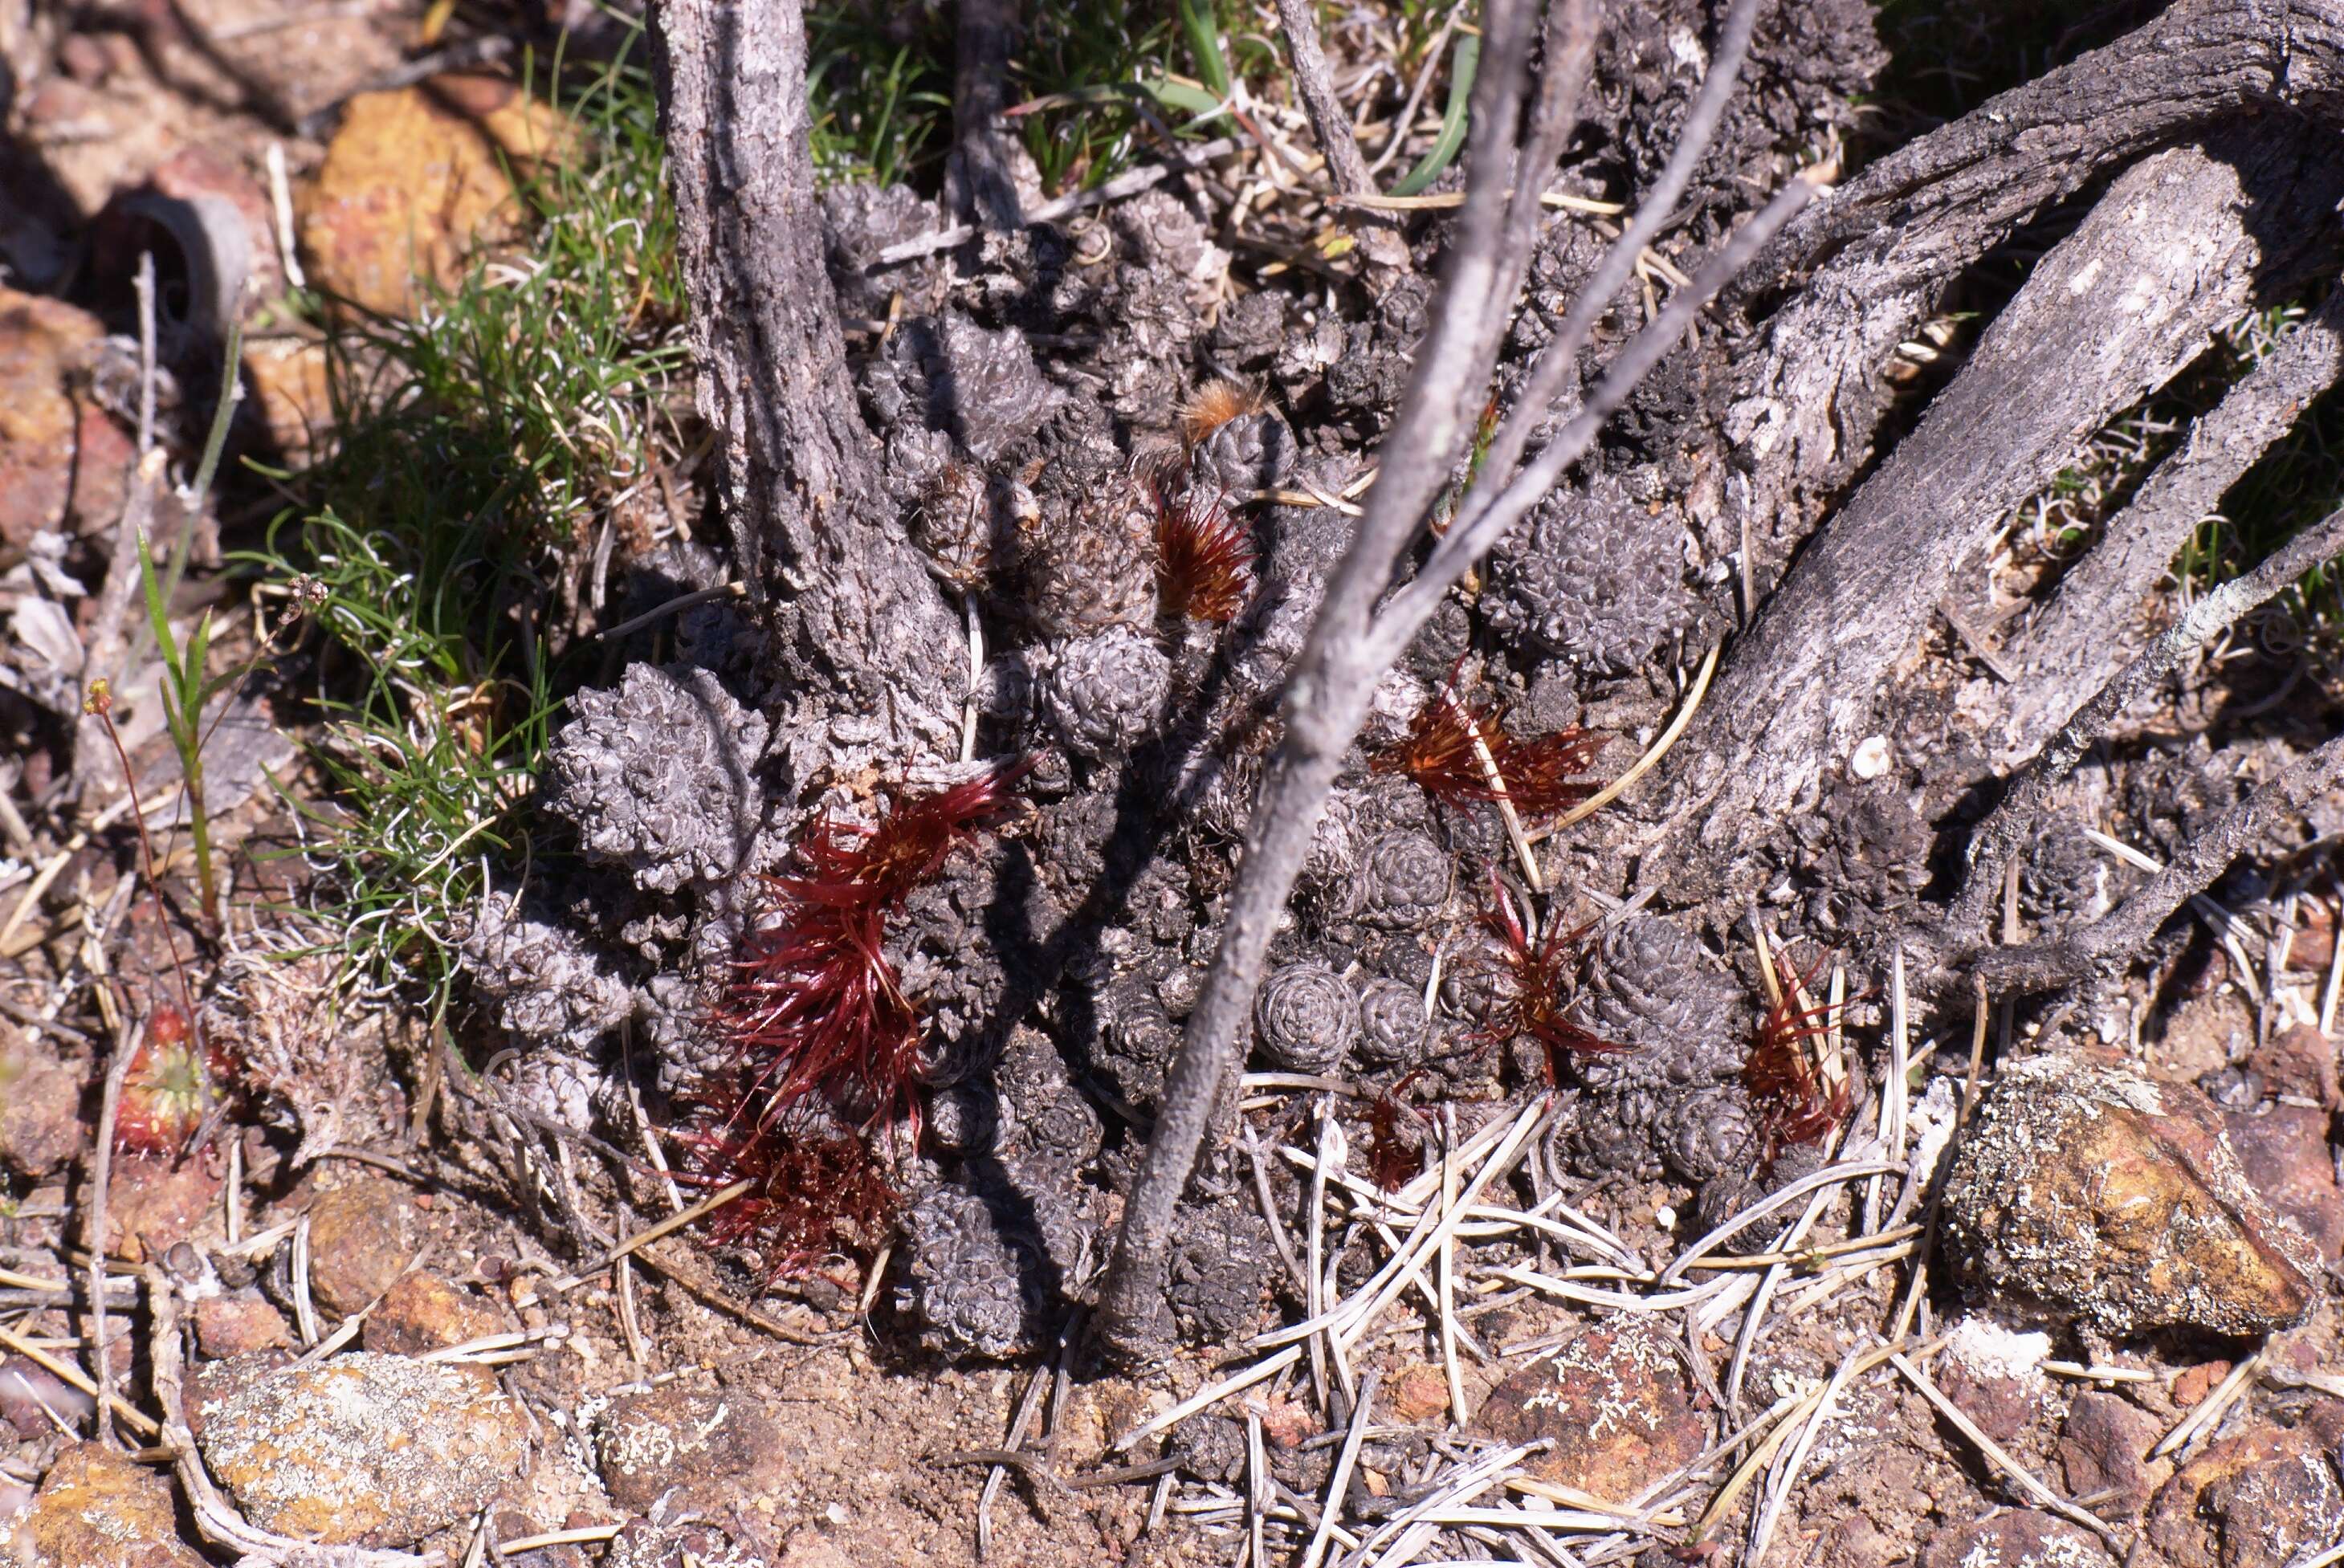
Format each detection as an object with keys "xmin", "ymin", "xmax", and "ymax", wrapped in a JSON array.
[
  {"xmin": 1153, "ymin": 477, "xmax": 1258, "ymax": 623},
  {"xmin": 1365, "ymin": 1077, "xmax": 1428, "ymax": 1191},
  {"xmin": 1470, "ymin": 874, "xmax": 1628, "ymax": 1085},
  {"xmin": 1743, "ymin": 949, "xmax": 1853, "ymax": 1167},
  {"xmin": 113, "ymin": 1004, "xmax": 239, "ymax": 1158},
  {"xmin": 683, "ymin": 762, "xmax": 1029, "ymax": 1278},
  {"xmin": 1372, "ymin": 672, "xmax": 1603, "ymax": 823}
]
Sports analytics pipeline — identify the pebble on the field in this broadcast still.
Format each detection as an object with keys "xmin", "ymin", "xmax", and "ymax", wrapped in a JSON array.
[
  {"xmin": 1918, "ymin": 1509, "xmax": 2113, "ymax": 1568},
  {"xmin": 1941, "ymin": 1053, "xmax": 2322, "ymax": 1335},
  {"xmin": 304, "ymin": 1175, "xmax": 434, "ymax": 1316},
  {"xmin": 2246, "ymin": 1024, "xmax": 2341, "ymax": 1109},
  {"xmin": 361, "ymin": 1272, "xmax": 511, "ymax": 1355},
  {"xmin": 1474, "ymin": 1315, "xmax": 1705, "ymax": 1501},
  {"xmin": 0, "ymin": 1028, "xmax": 84, "ymax": 1178},
  {"xmin": 0, "ymin": 289, "xmax": 131, "ymax": 549},
  {"xmin": 2059, "ymin": 1391, "xmax": 2171, "ymax": 1517},
  {"xmin": 192, "ymin": 1293, "xmax": 294, "ymax": 1358},
  {"xmin": 596, "ymin": 1384, "xmax": 781, "ymax": 1509},
  {"xmin": 104, "ymin": 1156, "xmax": 223, "ymax": 1263},
  {"xmin": 2143, "ymin": 1418, "xmax": 2344, "ymax": 1568},
  {"xmin": 2220, "ymin": 1102, "xmax": 2344, "ymax": 1264},
  {"xmin": 8, "ymin": 1441, "xmax": 206, "ymax": 1567},
  {"xmin": 194, "ymin": 1351, "xmax": 529, "ymax": 1546}
]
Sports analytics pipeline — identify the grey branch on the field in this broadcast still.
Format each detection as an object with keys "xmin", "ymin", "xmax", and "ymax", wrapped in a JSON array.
[
  {"xmin": 947, "ymin": 0, "xmax": 1023, "ymax": 230},
  {"xmin": 1276, "ymin": 0, "xmax": 1374, "ymax": 198},
  {"xmin": 2001, "ymin": 288, "xmax": 2344, "ymax": 763},
  {"xmin": 1974, "ymin": 730, "xmax": 2344, "ymax": 996},
  {"xmin": 1949, "ymin": 503, "xmax": 2344, "ymax": 936}
]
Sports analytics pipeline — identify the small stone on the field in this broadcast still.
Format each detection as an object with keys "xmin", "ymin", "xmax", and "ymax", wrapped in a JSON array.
[
  {"xmin": 0, "ymin": 287, "xmax": 131, "ymax": 548},
  {"xmin": 2219, "ymin": 1107, "xmax": 2344, "ymax": 1263},
  {"xmin": 1941, "ymin": 1053, "xmax": 2323, "ymax": 1335},
  {"xmin": 1938, "ymin": 1316, "xmax": 2050, "ymax": 1444},
  {"xmin": 193, "ymin": 1294, "xmax": 294, "ymax": 1358},
  {"xmin": 594, "ymin": 1384, "xmax": 781, "ymax": 1510},
  {"xmin": 2144, "ymin": 1421, "xmax": 2344, "ymax": 1568},
  {"xmin": 2171, "ymin": 1360, "xmax": 2234, "ymax": 1409},
  {"xmin": 1918, "ymin": 1509, "xmax": 2114, "ymax": 1568},
  {"xmin": 299, "ymin": 79, "xmax": 572, "ymax": 317},
  {"xmin": 194, "ymin": 1352, "xmax": 529, "ymax": 1546},
  {"xmin": 14, "ymin": 1442, "xmax": 206, "ymax": 1567},
  {"xmin": 1850, "ymin": 734, "xmax": 1892, "ymax": 780},
  {"xmin": 105, "ymin": 1156, "xmax": 223, "ymax": 1263},
  {"xmin": 361, "ymin": 1272, "xmax": 511, "ymax": 1355},
  {"xmin": 0, "ymin": 1028, "xmax": 85, "ymax": 1177},
  {"xmin": 608, "ymin": 1516, "xmax": 773, "ymax": 1568},
  {"xmin": 1474, "ymin": 1316, "xmax": 1705, "ymax": 1501},
  {"xmin": 2060, "ymin": 1391, "xmax": 2171, "ymax": 1516},
  {"xmin": 305, "ymin": 1176, "xmax": 434, "ymax": 1316},
  {"xmin": 1385, "ymin": 1362, "xmax": 1449, "ymax": 1425},
  {"xmin": 2247, "ymin": 1024, "xmax": 2341, "ymax": 1109}
]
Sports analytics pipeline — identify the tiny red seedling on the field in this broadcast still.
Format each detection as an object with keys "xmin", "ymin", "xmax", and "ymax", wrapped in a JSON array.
[
  {"xmin": 1743, "ymin": 949, "xmax": 1853, "ymax": 1166},
  {"xmin": 1372, "ymin": 673, "xmax": 1601, "ymax": 822},
  {"xmin": 1152, "ymin": 477, "xmax": 1258, "ymax": 624},
  {"xmin": 1470, "ymin": 874, "xmax": 1628, "ymax": 1085}
]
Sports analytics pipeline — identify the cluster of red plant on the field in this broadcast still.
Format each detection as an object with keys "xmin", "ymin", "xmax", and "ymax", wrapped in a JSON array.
[
  {"xmin": 1470, "ymin": 875, "xmax": 1627, "ymax": 1086},
  {"xmin": 1372, "ymin": 675, "xmax": 1602, "ymax": 823},
  {"xmin": 1153, "ymin": 480, "xmax": 1258, "ymax": 624},
  {"xmin": 114, "ymin": 1004, "xmax": 239, "ymax": 1158},
  {"xmin": 1742, "ymin": 951, "xmax": 1853, "ymax": 1167},
  {"xmin": 1365, "ymin": 1077, "xmax": 1427, "ymax": 1191},
  {"xmin": 680, "ymin": 764, "xmax": 1028, "ymax": 1278}
]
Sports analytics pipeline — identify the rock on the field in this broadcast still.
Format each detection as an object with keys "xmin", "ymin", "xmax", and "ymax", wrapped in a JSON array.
[
  {"xmin": 0, "ymin": 287, "xmax": 132, "ymax": 548},
  {"xmin": 2060, "ymin": 1391, "xmax": 2171, "ymax": 1517},
  {"xmin": 1941, "ymin": 1053, "xmax": 2323, "ymax": 1335},
  {"xmin": 192, "ymin": 1293, "xmax": 294, "ymax": 1358},
  {"xmin": 2172, "ymin": 1360, "xmax": 2234, "ymax": 1409},
  {"xmin": 594, "ymin": 1384, "xmax": 781, "ymax": 1509},
  {"xmin": 104, "ymin": 1155, "xmax": 223, "ymax": 1262},
  {"xmin": 607, "ymin": 1517, "xmax": 773, "ymax": 1568},
  {"xmin": 361, "ymin": 1271, "xmax": 510, "ymax": 1355},
  {"xmin": 243, "ymin": 336, "xmax": 334, "ymax": 462},
  {"xmin": 2221, "ymin": 1103, "xmax": 2344, "ymax": 1264},
  {"xmin": 1474, "ymin": 1315, "xmax": 1705, "ymax": 1501},
  {"xmin": 1384, "ymin": 1362, "xmax": 1449, "ymax": 1425},
  {"xmin": 304, "ymin": 1175, "xmax": 433, "ymax": 1315},
  {"xmin": 2144, "ymin": 1421, "xmax": 2344, "ymax": 1568},
  {"xmin": 2247, "ymin": 1024, "xmax": 2341, "ymax": 1109},
  {"xmin": 1938, "ymin": 1315, "xmax": 2051, "ymax": 1444},
  {"xmin": 1918, "ymin": 1509, "xmax": 2114, "ymax": 1568},
  {"xmin": 194, "ymin": 1352, "xmax": 529, "ymax": 1546},
  {"xmin": 10, "ymin": 1442, "xmax": 206, "ymax": 1567},
  {"xmin": 0, "ymin": 1028, "xmax": 84, "ymax": 1177},
  {"xmin": 299, "ymin": 78, "xmax": 573, "ymax": 317}
]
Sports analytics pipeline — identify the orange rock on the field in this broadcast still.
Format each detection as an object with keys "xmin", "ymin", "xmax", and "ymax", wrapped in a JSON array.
[
  {"xmin": 0, "ymin": 287, "xmax": 132, "ymax": 548},
  {"xmin": 298, "ymin": 78, "xmax": 573, "ymax": 318},
  {"xmin": 361, "ymin": 1271, "xmax": 510, "ymax": 1355},
  {"xmin": 1384, "ymin": 1361, "xmax": 1450, "ymax": 1425},
  {"xmin": 105, "ymin": 1155, "xmax": 224, "ymax": 1262},
  {"xmin": 19, "ymin": 1441, "xmax": 207, "ymax": 1567},
  {"xmin": 241, "ymin": 336, "xmax": 336, "ymax": 463},
  {"xmin": 0, "ymin": 1027, "xmax": 87, "ymax": 1177},
  {"xmin": 1942, "ymin": 1054, "xmax": 2322, "ymax": 1335},
  {"xmin": 304, "ymin": 1175, "xmax": 434, "ymax": 1315},
  {"xmin": 2145, "ymin": 1421, "xmax": 2344, "ymax": 1568},
  {"xmin": 193, "ymin": 1294, "xmax": 295, "ymax": 1358},
  {"xmin": 1473, "ymin": 1315, "xmax": 1705, "ymax": 1501}
]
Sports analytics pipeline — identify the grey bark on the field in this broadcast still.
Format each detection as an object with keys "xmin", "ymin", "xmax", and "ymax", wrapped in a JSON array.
[
  {"xmin": 1652, "ymin": 124, "xmax": 2344, "ymax": 887},
  {"xmin": 1973, "ymin": 730, "xmax": 2344, "ymax": 996},
  {"xmin": 653, "ymin": 0, "xmax": 963, "ymax": 760},
  {"xmin": 1949, "ymin": 503, "xmax": 2344, "ymax": 939},
  {"xmin": 2000, "ymin": 289, "xmax": 2344, "ymax": 764},
  {"xmin": 947, "ymin": 0, "xmax": 1023, "ymax": 230},
  {"xmin": 1276, "ymin": 0, "xmax": 1374, "ymax": 198}
]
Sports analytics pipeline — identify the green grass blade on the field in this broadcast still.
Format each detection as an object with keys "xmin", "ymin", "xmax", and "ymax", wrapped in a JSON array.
[
  {"xmin": 1179, "ymin": 0, "xmax": 1231, "ymax": 102},
  {"xmin": 137, "ymin": 527, "xmax": 182, "ymax": 690},
  {"xmin": 1391, "ymin": 34, "xmax": 1478, "ymax": 198}
]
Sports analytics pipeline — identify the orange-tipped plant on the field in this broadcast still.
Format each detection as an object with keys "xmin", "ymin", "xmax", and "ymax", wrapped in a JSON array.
[
  {"xmin": 1153, "ymin": 480, "xmax": 1258, "ymax": 623},
  {"xmin": 1471, "ymin": 874, "xmax": 1627, "ymax": 1085},
  {"xmin": 1178, "ymin": 377, "xmax": 1266, "ymax": 450},
  {"xmin": 113, "ymin": 1004, "xmax": 238, "ymax": 1157}
]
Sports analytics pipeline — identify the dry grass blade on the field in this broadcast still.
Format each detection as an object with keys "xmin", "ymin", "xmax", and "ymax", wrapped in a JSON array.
[
  {"xmin": 1657, "ymin": 1159, "xmax": 1901, "ymax": 1285},
  {"xmin": 2150, "ymin": 1349, "xmax": 2261, "ymax": 1459},
  {"xmin": 1302, "ymin": 1370, "xmax": 1378, "ymax": 1568},
  {"xmin": 1746, "ymin": 1338, "xmax": 1870, "ymax": 1563}
]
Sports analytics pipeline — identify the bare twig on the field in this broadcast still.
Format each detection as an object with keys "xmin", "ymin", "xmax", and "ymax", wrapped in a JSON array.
[
  {"xmin": 88, "ymin": 1012, "xmax": 142, "ymax": 1448},
  {"xmin": 1276, "ymin": 0, "xmax": 1375, "ymax": 198},
  {"xmin": 1954, "ymin": 503, "xmax": 2344, "ymax": 935}
]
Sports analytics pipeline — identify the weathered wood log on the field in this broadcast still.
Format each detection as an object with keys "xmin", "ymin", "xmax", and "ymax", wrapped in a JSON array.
[
  {"xmin": 1651, "ymin": 123, "xmax": 2344, "ymax": 890},
  {"xmin": 2002, "ymin": 289, "xmax": 2344, "ymax": 764},
  {"xmin": 652, "ymin": 0, "xmax": 963, "ymax": 760}
]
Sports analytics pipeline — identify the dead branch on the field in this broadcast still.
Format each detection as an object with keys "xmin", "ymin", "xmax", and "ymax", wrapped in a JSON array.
[
  {"xmin": 947, "ymin": 0, "xmax": 1022, "ymax": 230},
  {"xmin": 1094, "ymin": 0, "xmax": 1576, "ymax": 1362},
  {"xmin": 1275, "ymin": 0, "xmax": 1374, "ymax": 198},
  {"xmin": 2003, "ymin": 288, "xmax": 2344, "ymax": 762},
  {"xmin": 1951, "ymin": 503, "xmax": 2344, "ymax": 938},
  {"xmin": 1974, "ymin": 730, "xmax": 2344, "ymax": 996},
  {"xmin": 1651, "ymin": 122, "xmax": 2344, "ymax": 885}
]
